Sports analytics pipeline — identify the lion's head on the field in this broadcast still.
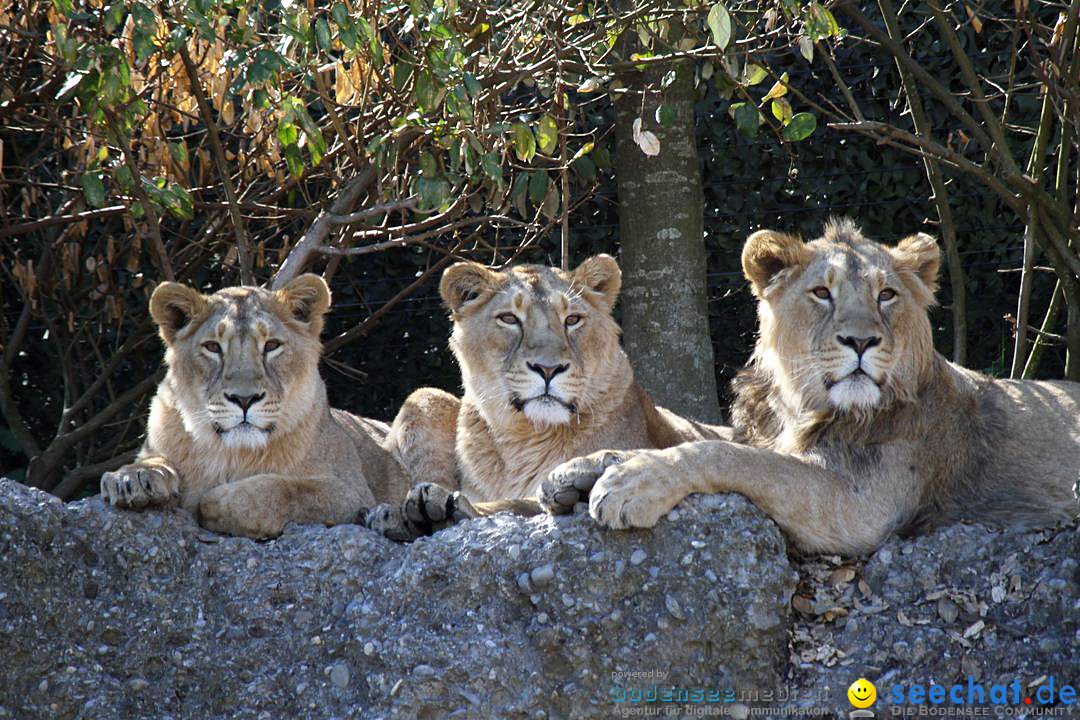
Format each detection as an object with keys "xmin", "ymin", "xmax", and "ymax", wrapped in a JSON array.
[
  {"xmin": 148, "ymin": 274, "xmax": 331, "ymax": 451},
  {"xmin": 439, "ymin": 255, "xmax": 627, "ymax": 429},
  {"xmin": 740, "ymin": 218, "xmax": 941, "ymax": 417}
]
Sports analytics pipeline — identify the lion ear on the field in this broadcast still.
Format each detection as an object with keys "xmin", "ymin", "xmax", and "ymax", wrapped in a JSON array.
[
  {"xmin": 741, "ymin": 230, "xmax": 808, "ymax": 297},
  {"xmin": 892, "ymin": 232, "xmax": 941, "ymax": 296},
  {"xmin": 149, "ymin": 282, "xmax": 208, "ymax": 345},
  {"xmin": 275, "ymin": 274, "xmax": 331, "ymax": 334},
  {"xmin": 440, "ymin": 262, "xmax": 498, "ymax": 313},
  {"xmin": 572, "ymin": 254, "xmax": 622, "ymax": 311}
]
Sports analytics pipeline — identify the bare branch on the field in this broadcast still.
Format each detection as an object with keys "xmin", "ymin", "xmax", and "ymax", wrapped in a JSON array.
[
  {"xmin": 877, "ymin": 0, "xmax": 965, "ymax": 364},
  {"xmin": 109, "ymin": 114, "xmax": 175, "ymax": 281},
  {"xmin": 323, "ymin": 252, "xmax": 458, "ymax": 355},
  {"xmin": 52, "ymin": 449, "xmax": 138, "ymax": 501},
  {"xmin": 324, "ymin": 196, "xmax": 418, "ymax": 226},
  {"xmin": 271, "ymin": 167, "xmax": 376, "ymax": 289},
  {"xmin": 829, "ymin": 121, "xmax": 1024, "ymax": 214},
  {"xmin": 0, "ymin": 206, "xmax": 128, "ymax": 238},
  {"xmin": 175, "ymin": 38, "xmax": 254, "ymax": 285},
  {"xmin": 836, "ymin": 2, "xmax": 999, "ymax": 161},
  {"xmin": 0, "ymin": 299, "xmax": 42, "ymax": 458}
]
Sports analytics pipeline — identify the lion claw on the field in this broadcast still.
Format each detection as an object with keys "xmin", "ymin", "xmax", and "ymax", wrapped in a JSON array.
[
  {"xmin": 367, "ymin": 483, "xmax": 476, "ymax": 542},
  {"xmin": 101, "ymin": 462, "xmax": 179, "ymax": 510},
  {"xmin": 540, "ymin": 449, "xmax": 633, "ymax": 514}
]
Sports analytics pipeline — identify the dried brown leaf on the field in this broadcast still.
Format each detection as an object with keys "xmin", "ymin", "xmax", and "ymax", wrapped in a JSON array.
[
  {"xmin": 829, "ymin": 567, "xmax": 856, "ymax": 586},
  {"xmin": 937, "ymin": 597, "xmax": 959, "ymax": 623}
]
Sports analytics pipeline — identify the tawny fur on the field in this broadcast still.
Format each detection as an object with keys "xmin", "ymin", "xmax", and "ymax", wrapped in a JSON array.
[
  {"xmin": 555, "ymin": 219, "xmax": 1080, "ymax": 554},
  {"xmin": 100, "ymin": 275, "xmax": 412, "ymax": 538},
  {"xmin": 391, "ymin": 255, "xmax": 728, "ymax": 509}
]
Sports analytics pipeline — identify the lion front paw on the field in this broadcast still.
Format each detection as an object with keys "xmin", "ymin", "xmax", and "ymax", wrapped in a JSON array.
[
  {"xmin": 100, "ymin": 461, "xmax": 180, "ymax": 510},
  {"xmin": 365, "ymin": 483, "xmax": 476, "ymax": 542},
  {"xmin": 198, "ymin": 483, "xmax": 284, "ymax": 539},
  {"xmin": 589, "ymin": 450, "xmax": 680, "ymax": 529},
  {"xmin": 540, "ymin": 449, "xmax": 634, "ymax": 514}
]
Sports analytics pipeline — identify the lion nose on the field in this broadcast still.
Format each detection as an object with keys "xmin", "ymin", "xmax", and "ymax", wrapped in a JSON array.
[
  {"xmin": 527, "ymin": 363, "xmax": 568, "ymax": 384},
  {"xmin": 837, "ymin": 335, "xmax": 881, "ymax": 357},
  {"xmin": 224, "ymin": 392, "xmax": 265, "ymax": 411}
]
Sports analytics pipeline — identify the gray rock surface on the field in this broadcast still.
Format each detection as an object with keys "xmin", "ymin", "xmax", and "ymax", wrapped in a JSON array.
[
  {"xmin": 790, "ymin": 521, "xmax": 1080, "ymax": 715},
  {"xmin": 0, "ymin": 479, "xmax": 794, "ymax": 720}
]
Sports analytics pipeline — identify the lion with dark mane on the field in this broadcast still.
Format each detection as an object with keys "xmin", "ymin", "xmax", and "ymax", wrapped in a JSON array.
[{"xmin": 542, "ymin": 219, "xmax": 1080, "ymax": 554}]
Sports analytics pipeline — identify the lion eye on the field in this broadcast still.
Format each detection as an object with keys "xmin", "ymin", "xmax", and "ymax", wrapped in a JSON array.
[
  {"xmin": 264, "ymin": 339, "xmax": 282, "ymax": 353},
  {"xmin": 878, "ymin": 288, "xmax": 897, "ymax": 302},
  {"xmin": 202, "ymin": 341, "xmax": 222, "ymax": 354},
  {"xmin": 496, "ymin": 313, "xmax": 520, "ymax": 325},
  {"xmin": 565, "ymin": 314, "xmax": 583, "ymax": 327},
  {"xmin": 811, "ymin": 286, "xmax": 832, "ymax": 301}
]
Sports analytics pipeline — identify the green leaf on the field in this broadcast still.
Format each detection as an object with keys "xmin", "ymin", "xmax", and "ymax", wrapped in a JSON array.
[
  {"xmin": 284, "ymin": 144, "xmax": 305, "ymax": 178},
  {"xmin": 104, "ymin": 1, "xmax": 125, "ymax": 32},
  {"xmin": 419, "ymin": 151, "xmax": 437, "ymax": 176},
  {"xmin": 52, "ymin": 23, "xmax": 77, "ymax": 66},
  {"xmin": 660, "ymin": 69, "xmax": 676, "ymax": 89},
  {"xmin": 805, "ymin": 2, "xmax": 841, "ymax": 42},
  {"xmin": 130, "ymin": 3, "xmax": 158, "ymax": 66},
  {"xmin": 771, "ymin": 97, "xmax": 793, "ymax": 125},
  {"xmin": 782, "ymin": 112, "xmax": 817, "ymax": 141},
  {"xmin": 330, "ymin": 1, "xmax": 350, "ymax": 24},
  {"xmin": 417, "ymin": 177, "xmax": 450, "ymax": 210},
  {"xmin": 481, "ymin": 152, "xmax": 502, "ymax": 184},
  {"xmin": 315, "ymin": 17, "xmax": 333, "ymax": 50},
  {"xmin": 247, "ymin": 49, "xmax": 284, "ymax": 85},
  {"xmin": 571, "ymin": 142, "xmax": 594, "ymax": 162},
  {"xmin": 535, "ymin": 114, "xmax": 558, "ymax": 155},
  {"xmin": 168, "ymin": 141, "xmax": 189, "ymax": 168},
  {"xmin": 463, "ymin": 72, "xmax": 481, "ymax": 99},
  {"xmin": 572, "ymin": 154, "xmax": 596, "ymax": 182},
  {"xmin": 81, "ymin": 170, "xmax": 106, "ymax": 208},
  {"xmin": 744, "ymin": 63, "xmax": 768, "ymax": 86},
  {"xmin": 354, "ymin": 17, "xmax": 373, "ymax": 44},
  {"xmin": 528, "ymin": 170, "xmax": 548, "ymax": 204},
  {"xmin": 707, "ymin": 3, "xmax": 732, "ymax": 50},
  {"xmin": 394, "ymin": 60, "xmax": 414, "ymax": 91},
  {"xmin": 593, "ymin": 146, "xmax": 611, "ymax": 170},
  {"xmin": 277, "ymin": 121, "xmax": 298, "ymax": 147},
  {"xmin": 655, "ymin": 104, "xmax": 676, "ymax": 128},
  {"xmin": 370, "ymin": 35, "xmax": 383, "ymax": 70},
  {"xmin": 540, "ymin": 184, "xmax": 559, "ymax": 219},
  {"xmin": 732, "ymin": 102, "xmax": 761, "ymax": 137},
  {"xmin": 414, "ymin": 71, "xmax": 436, "ymax": 112},
  {"xmin": 763, "ymin": 72, "xmax": 789, "ymax": 101},
  {"xmin": 112, "ymin": 165, "xmax": 134, "ymax": 191},
  {"xmin": 332, "ymin": 4, "xmax": 359, "ymax": 49},
  {"xmin": 446, "ymin": 85, "xmax": 473, "ymax": 122},
  {"xmin": 162, "ymin": 185, "xmax": 194, "ymax": 220},
  {"xmin": 52, "ymin": 0, "xmax": 75, "ymax": 18},
  {"xmin": 512, "ymin": 123, "xmax": 536, "ymax": 162}
]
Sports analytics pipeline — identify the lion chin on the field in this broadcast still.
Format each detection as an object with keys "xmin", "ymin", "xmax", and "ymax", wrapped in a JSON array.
[
  {"xmin": 521, "ymin": 396, "xmax": 574, "ymax": 427},
  {"xmin": 826, "ymin": 372, "xmax": 882, "ymax": 410},
  {"xmin": 217, "ymin": 422, "xmax": 272, "ymax": 450}
]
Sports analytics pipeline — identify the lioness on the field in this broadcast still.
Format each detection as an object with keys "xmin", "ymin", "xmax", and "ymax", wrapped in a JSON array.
[
  {"xmin": 368, "ymin": 254, "xmax": 728, "ymax": 539},
  {"xmin": 100, "ymin": 274, "xmax": 432, "ymax": 538},
  {"xmin": 542, "ymin": 219, "xmax": 1080, "ymax": 554}
]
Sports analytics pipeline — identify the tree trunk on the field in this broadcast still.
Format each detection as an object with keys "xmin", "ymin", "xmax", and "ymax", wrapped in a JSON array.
[{"xmin": 613, "ymin": 61, "xmax": 721, "ymax": 423}]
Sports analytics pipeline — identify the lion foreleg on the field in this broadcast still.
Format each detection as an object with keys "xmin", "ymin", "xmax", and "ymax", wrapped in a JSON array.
[
  {"xmin": 198, "ymin": 474, "xmax": 365, "ymax": 539},
  {"xmin": 576, "ymin": 440, "xmax": 899, "ymax": 555},
  {"xmin": 383, "ymin": 387, "xmax": 461, "ymax": 488}
]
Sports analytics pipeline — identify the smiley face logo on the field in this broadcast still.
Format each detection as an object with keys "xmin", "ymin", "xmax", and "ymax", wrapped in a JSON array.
[{"xmin": 848, "ymin": 678, "xmax": 877, "ymax": 708}]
